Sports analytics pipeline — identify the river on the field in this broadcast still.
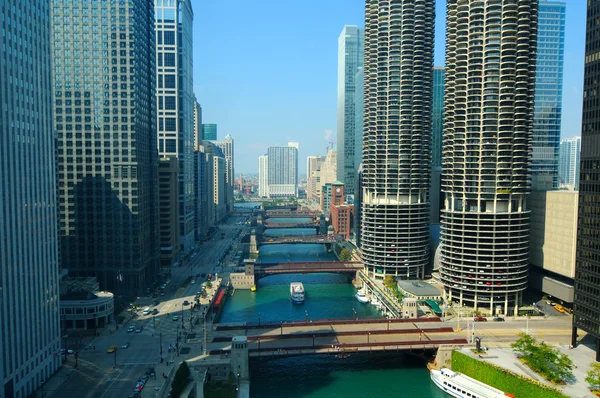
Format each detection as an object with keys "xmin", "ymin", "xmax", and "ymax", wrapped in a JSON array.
[{"xmin": 221, "ymin": 238, "xmax": 444, "ymax": 397}]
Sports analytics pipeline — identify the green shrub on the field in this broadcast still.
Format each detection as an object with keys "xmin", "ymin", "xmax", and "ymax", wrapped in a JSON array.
[
  {"xmin": 170, "ymin": 361, "xmax": 190, "ymax": 397},
  {"xmin": 452, "ymin": 351, "xmax": 568, "ymax": 398}
]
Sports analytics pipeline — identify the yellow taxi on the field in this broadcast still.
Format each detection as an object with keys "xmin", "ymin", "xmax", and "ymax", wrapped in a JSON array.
[{"xmin": 107, "ymin": 345, "xmax": 117, "ymax": 353}]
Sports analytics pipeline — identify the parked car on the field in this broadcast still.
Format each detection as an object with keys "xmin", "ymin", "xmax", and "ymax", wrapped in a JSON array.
[
  {"xmin": 493, "ymin": 317, "xmax": 505, "ymax": 322},
  {"xmin": 152, "ymin": 309, "xmax": 159, "ymax": 315},
  {"xmin": 201, "ymin": 273, "xmax": 206, "ymax": 278},
  {"xmin": 107, "ymin": 345, "xmax": 117, "ymax": 353},
  {"xmin": 127, "ymin": 326, "xmax": 136, "ymax": 333},
  {"xmin": 135, "ymin": 327, "xmax": 142, "ymax": 333},
  {"xmin": 146, "ymin": 367, "xmax": 156, "ymax": 377},
  {"xmin": 121, "ymin": 342, "xmax": 130, "ymax": 349},
  {"xmin": 195, "ymin": 273, "xmax": 201, "ymax": 278},
  {"xmin": 172, "ymin": 315, "xmax": 179, "ymax": 321},
  {"xmin": 191, "ymin": 280, "xmax": 196, "ymax": 284},
  {"xmin": 473, "ymin": 316, "xmax": 487, "ymax": 322},
  {"xmin": 183, "ymin": 300, "xmax": 189, "ymax": 306},
  {"xmin": 141, "ymin": 375, "xmax": 149, "ymax": 384},
  {"xmin": 60, "ymin": 349, "xmax": 74, "ymax": 355}
]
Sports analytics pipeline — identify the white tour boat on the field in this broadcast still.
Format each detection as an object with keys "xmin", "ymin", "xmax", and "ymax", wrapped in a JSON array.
[
  {"xmin": 355, "ymin": 289, "xmax": 370, "ymax": 303},
  {"xmin": 430, "ymin": 368, "xmax": 515, "ymax": 398},
  {"xmin": 290, "ymin": 282, "xmax": 305, "ymax": 303}
]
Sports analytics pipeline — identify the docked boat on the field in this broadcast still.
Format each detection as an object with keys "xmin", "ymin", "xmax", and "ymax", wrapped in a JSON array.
[
  {"xmin": 250, "ymin": 285, "xmax": 257, "ymax": 292},
  {"xmin": 355, "ymin": 289, "xmax": 370, "ymax": 303},
  {"xmin": 290, "ymin": 282, "xmax": 305, "ymax": 303},
  {"xmin": 430, "ymin": 368, "xmax": 514, "ymax": 398}
]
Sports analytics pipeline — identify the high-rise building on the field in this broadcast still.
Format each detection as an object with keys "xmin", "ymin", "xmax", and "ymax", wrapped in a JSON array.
[
  {"xmin": 267, "ymin": 144, "xmax": 299, "ymax": 198},
  {"xmin": 313, "ymin": 149, "xmax": 338, "ymax": 206},
  {"xmin": 573, "ymin": 0, "xmax": 600, "ymax": 361},
  {"xmin": 158, "ymin": 158, "xmax": 180, "ymax": 267},
  {"xmin": 1, "ymin": 2, "xmax": 61, "ymax": 395},
  {"xmin": 155, "ymin": 0, "xmax": 195, "ymax": 253},
  {"xmin": 440, "ymin": 0, "xmax": 538, "ymax": 313},
  {"xmin": 194, "ymin": 148, "xmax": 210, "ymax": 239},
  {"xmin": 337, "ymin": 25, "xmax": 364, "ymax": 194},
  {"xmin": 212, "ymin": 135, "xmax": 234, "ymax": 211},
  {"xmin": 306, "ymin": 155, "xmax": 325, "ymax": 201},
  {"xmin": 53, "ymin": 0, "xmax": 159, "ymax": 296},
  {"xmin": 202, "ymin": 124, "xmax": 217, "ymax": 141},
  {"xmin": 531, "ymin": 0, "xmax": 566, "ymax": 191},
  {"xmin": 559, "ymin": 136, "xmax": 581, "ymax": 189},
  {"xmin": 258, "ymin": 155, "xmax": 269, "ymax": 198},
  {"xmin": 204, "ymin": 143, "xmax": 227, "ymax": 223},
  {"xmin": 193, "ymin": 98, "xmax": 202, "ymax": 150},
  {"xmin": 430, "ymin": 66, "xmax": 445, "ymax": 225},
  {"xmin": 432, "ymin": 67, "xmax": 445, "ymax": 169},
  {"xmin": 354, "ymin": 69, "xmax": 364, "ymax": 176},
  {"xmin": 361, "ymin": 0, "xmax": 434, "ymax": 280}
]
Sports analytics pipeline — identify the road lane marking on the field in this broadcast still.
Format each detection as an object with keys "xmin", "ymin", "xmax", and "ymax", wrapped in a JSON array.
[{"xmin": 99, "ymin": 368, "xmax": 123, "ymax": 398}]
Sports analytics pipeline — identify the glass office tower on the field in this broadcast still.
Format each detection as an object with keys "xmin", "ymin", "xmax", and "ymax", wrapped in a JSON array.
[
  {"xmin": 155, "ymin": 0, "xmax": 196, "ymax": 253},
  {"xmin": 52, "ymin": 0, "xmax": 160, "ymax": 296},
  {"xmin": 531, "ymin": 0, "xmax": 566, "ymax": 190},
  {"xmin": 432, "ymin": 67, "xmax": 445, "ymax": 169},
  {"xmin": 1, "ymin": 1, "xmax": 61, "ymax": 396},
  {"xmin": 573, "ymin": 0, "xmax": 600, "ymax": 361},
  {"xmin": 361, "ymin": 0, "xmax": 435, "ymax": 280},
  {"xmin": 202, "ymin": 124, "xmax": 217, "ymax": 141},
  {"xmin": 336, "ymin": 25, "xmax": 364, "ymax": 195}
]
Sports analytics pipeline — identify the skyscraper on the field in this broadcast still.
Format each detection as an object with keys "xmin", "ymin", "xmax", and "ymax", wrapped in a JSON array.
[
  {"xmin": 559, "ymin": 136, "xmax": 581, "ymax": 189},
  {"xmin": 354, "ymin": 69, "xmax": 364, "ymax": 175},
  {"xmin": 267, "ymin": 144, "xmax": 299, "ymax": 198},
  {"xmin": 258, "ymin": 155, "xmax": 269, "ymax": 198},
  {"xmin": 212, "ymin": 135, "xmax": 234, "ymax": 211},
  {"xmin": 337, "ymin": 25, "xmax": 364, "ymax": 194},
  {"xmin": 202, "ymin": 124, "xmax": 217, "ymax": 141},
  {"xmin": 573, "ymin": 0, "xmax": 600, "ymax": 360},
  {"xmin": 1, "ymin": 1, "xmax": 61, "ymax": 396},
  {"xmin": 532, "ymin": 0, "xmax": 566, "ymax": 191},
  {"xmin": 155, "ymin": 0, "xmax": 195, "ymax": 253},
  {"xmin": 440, "ymin": 0, "xmax": 538, "ymax": 313},
  {"xmin": 361, "ymin": 0, "xmax": 434, "ymax": 280},
  {"xmin": 193, "ymin": 98, "xmax": 202, "ymax": 150},
  {"xmin": 432, "ymin": 67, "xmax": 445, "ymax": 169},
  {"xmin": 306, "ymin": 155, "xmax": 325, "ymax": 201},
  {"xmin": 52, "ymin": 0, "xmax": 159, "ymax": 296}
]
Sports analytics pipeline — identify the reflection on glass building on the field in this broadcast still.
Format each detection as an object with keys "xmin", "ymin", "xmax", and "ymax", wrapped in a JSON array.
[
  {"xmin": 573, "ymin": 0, "xmax": 600, "ymax": 362},
  {"xmin": 532, "ymin": 0, "xmax": 566, "ymax": 191},
  {"xmin": 52, "ymin": 0, "xmax": 159, "ymax": 296}
]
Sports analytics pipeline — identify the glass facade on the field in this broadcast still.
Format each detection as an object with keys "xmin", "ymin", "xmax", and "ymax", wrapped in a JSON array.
[
  {"xmin": 432, "ymin": 67, "xmax": 445, "ymax": 169},
  {"xmin": 1, "ymin": 1, "xmax": 62, "ymax": 396},
  {"xmin": 52, "ymin": 0, "xmax": 159, "ymax": 296},
  {"xmin": 532, "ymin": 0, "xmax": 566, "ymax": 191},
  {"xmin": 573, "ymin": 0, "xmax": 600, "ymax": 361},
  {"xmin": 267, "ymin": 145, "xmax": 299, "ymax": 198},
  {"xmin": 155, "ymin": 0, "xmax": 196, "ymax": 253},
  {"xmin": 559, "ymin": 136, "xmax": 581, "ymax": 189},
  {"xmin": 336, "ymin": 26, "xmax": 364, "ymax": 195},
  {"xmin": 202, "ymin": 124, "xmax": 217, "ymax": 141}
]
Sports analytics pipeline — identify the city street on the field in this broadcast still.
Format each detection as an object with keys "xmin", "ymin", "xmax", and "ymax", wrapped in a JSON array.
[{"xmin": 45, "ymin": 215, "xmax": 248, "ymax": 398}]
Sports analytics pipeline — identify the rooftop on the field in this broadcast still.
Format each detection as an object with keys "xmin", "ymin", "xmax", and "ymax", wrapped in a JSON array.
[{"xmin": 397, "ymin": 280, "xmax": 442, "ymax": 297}]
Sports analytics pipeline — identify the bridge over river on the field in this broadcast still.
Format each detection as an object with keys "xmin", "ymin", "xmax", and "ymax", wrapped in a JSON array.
[
  {"xmin": 253, "ymin": 261, "xmax": 363, "ymax": 277},
  {"xmin": 259, "ymin": 235, "xmax": 339, "ymax": 245},
  {"xmin": 208, "ymin": 318, "xmax": 467, "ymax": 357}
]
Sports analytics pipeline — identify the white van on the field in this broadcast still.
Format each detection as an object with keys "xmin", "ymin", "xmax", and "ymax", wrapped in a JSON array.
[{"xmin": 142, "ymin": 307, "xmax": 151, "ymax": 315}]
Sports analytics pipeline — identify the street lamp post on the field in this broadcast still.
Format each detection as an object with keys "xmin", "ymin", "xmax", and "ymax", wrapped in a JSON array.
[
  {"xmin": 312, "ymin": 334, "xmax": 315, "ymax": 347},
  {"xmin": 368, "ymin": 332, "xmax": 371, "ymax": 344},
  {"xmin": 257, "ymin": 337, "xmax": 260, "ymax": 356},
  {"xmin": 305, "ymin": 310, "xmax": 308, "ymax": 323},
  {"xmin": 280, "ymin": 321, "xmax": 283, "ymax": 336},
  {"xmin": 181, "ymin": 303, "xmax": 184, "ymax": 328},
  {"xmin": 93, "ymin": 313, "xmax": 97, "ymax": 337},
  {"xmin": 258, "ymin": 313, "xmax": 260, "ymax": 326},
  {"xmin": 352, "ymin": 308, "xmax": 357, "ymax": 320}
]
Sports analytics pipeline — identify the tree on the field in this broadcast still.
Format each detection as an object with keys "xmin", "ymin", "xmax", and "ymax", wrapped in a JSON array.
[
  {"xmin": 170, "ymin": 361, "xmax": 190, "ymax": 397},
  {"xmin": 511, "ymin": 333, "xmax": 574, "ymax": 384},
  {"xmin": 339, "ymin": 248, "xmax": 352, "ymax": 262},
  {"xmin": 384, "ymin": 275, "xmax": 396, "ymax": 289},
  {"xmin": 587, "ymin": 363, "xmax": 600, "ymax": 390},
  {"xmin": 206, "ymin": 281, "xmax": 213, "ymax": 289}
]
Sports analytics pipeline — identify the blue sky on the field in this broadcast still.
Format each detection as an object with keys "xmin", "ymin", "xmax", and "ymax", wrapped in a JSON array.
[{"xmin": 194, "ymin": 0, "xmax": 586, "ymax": 174}]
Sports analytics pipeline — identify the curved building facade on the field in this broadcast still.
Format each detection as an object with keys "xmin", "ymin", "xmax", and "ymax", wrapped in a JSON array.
[
  {"xmin": 440, "ymin": 0, "xmax": 538, "ymax": 313},
  {"xmin": 361, "ymin": 0, "xmax": 435, "ymax": 280}
]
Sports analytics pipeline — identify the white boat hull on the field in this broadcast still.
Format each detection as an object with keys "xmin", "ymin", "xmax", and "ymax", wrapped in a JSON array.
[
  {"xmin": 291, "ymin": 297, "xmax": 305, "ymax": 304},
  {"xmin": 355, "ymin": 293, "xmax": 370, "ymax": 303}
]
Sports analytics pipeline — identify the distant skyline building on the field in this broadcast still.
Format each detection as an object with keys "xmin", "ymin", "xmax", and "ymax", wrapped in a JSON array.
[
  {"xmin": 193, "ymin": 98, "xmax": 202, "ymax": 150},
  {"xmin": 52, "ymin": 1, "xmax": 160, "ymax": 295},
  {"xmin": 212, "ymin": 135, "xmax": 235, "ymax": 211},
  {"xmin": 258, "ymin": 155, "xmax": 269, "ymax": 198},
  {"xmin": 312, "ymin": 149, "xmax": 338, "ymax": 205},
  {"xmin": 573, "ymin": 0, "xmax": 600, "ymax": 360},
  {"xmin": 336, "ymin": 25, "xmax": 364, "ymax": 195},
  {"xmin": 267, "ymin": 144, "xmax": 299, "ymax": 198},
  {"xmin": 202, "ymin": 124, "xmax": 217, "ymax": 141},
  {"xmin": 354, "ymin": 69, "xmax": 364, "ymax": 176},
  {"xmin": 361, "ymin": 0, "xmax": 434, "ymax": 280},
  {"xmin": 306, "ymin": 155, "xmax": 325, "ymax": 202},
  {"xmin": 155, "ymin": 0, "xmax": 195, "ymax": 253},
  {"xmin": 1, "ymin": 1, "xmax": 61, "ymax": 395},
  {"xmin": 440, "ymin": 0, "xmax": 538, "ymax": 313},
  {"xmin": 194, "ymin": 148, "xmax": 210, "ymax": 239},
  {"xmin": 531, "ymin": 0, "xmax": 566, "ymax": 191},
  {"xmin": 559, "ymin": 136, "xmax": 581, "ymax": 189},
  {"xmin": 432, "ymin": 66, "xmax": 445, "ymax": 169},
  {"xmin": 204, "ymin": 142, "xmax": 227, "ymax": 223}
]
